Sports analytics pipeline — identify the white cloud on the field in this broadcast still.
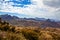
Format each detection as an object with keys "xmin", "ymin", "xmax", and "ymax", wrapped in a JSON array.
[
  {"xmin": 0, "ymin": 0, "xmax": 60, "ymax": 20},
  {"xmin": 0, "ymin": 0, "xmax": 57, "ymax": 13},
  {"xmin": 5, "ymin": 0, "xmax": 10, "ymax": 1}
]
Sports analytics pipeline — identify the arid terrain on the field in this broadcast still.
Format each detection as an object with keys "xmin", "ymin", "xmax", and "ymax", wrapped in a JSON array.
[
  {"xmin": 0, "ymin": 0, "xmax": 60, "ymax": 40},
  {"xmin": 0, "ymin": 17, "xmax": 60, "ymax": 40}
]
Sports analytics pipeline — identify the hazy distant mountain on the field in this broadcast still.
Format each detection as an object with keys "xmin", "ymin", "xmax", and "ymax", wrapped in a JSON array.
[
  {"xmin": 0, "ymin": 14, "xmax": 60, "ymax": 28},
  {"xmin": 0, "ymin": 14, "xmax": 46, "ymax": 21},
  {"xmin": 0, "ymin": 14, "xmax": 19, "ymax": 21}
]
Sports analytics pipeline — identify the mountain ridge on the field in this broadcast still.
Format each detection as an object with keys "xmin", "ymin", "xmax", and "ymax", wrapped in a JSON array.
[{"xmin": 0, "ymin": 14, "xmax": 60, "ymax": 28}]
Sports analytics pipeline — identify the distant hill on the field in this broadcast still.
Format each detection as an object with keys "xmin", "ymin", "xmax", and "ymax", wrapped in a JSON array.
[{"xmin": 0, "ymin": 14, "xmax": 60, "ymax": 28}]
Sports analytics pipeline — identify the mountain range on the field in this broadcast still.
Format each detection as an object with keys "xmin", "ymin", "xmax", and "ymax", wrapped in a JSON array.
[{"xmin": 0, "ymin": 14, "xmax": 60, "ymax": 28}]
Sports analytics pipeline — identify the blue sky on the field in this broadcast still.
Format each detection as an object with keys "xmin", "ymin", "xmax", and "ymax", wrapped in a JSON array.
[{"xmin": 0, "ymin": 0, "xmax": 60, "ymax": 21}]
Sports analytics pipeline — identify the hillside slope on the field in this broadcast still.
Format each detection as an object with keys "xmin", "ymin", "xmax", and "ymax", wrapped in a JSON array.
[{"xmin": 0, "ymin": 18, "xmax": 60, "ymax": 40}]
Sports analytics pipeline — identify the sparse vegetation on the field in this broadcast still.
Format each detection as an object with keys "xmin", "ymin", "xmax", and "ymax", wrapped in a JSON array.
[{"xmin": 0, "ymin": 18, "xmax": 60, "ymax": 40}]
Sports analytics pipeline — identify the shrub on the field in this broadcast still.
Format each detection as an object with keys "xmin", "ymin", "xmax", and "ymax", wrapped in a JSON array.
[
  {"xmin": 9, "ymin": 26, "xmax": 15, "ymax": 32},
  {"xmin": 22, "ymin": 29, "xmax": 39, "ymax": 40}
]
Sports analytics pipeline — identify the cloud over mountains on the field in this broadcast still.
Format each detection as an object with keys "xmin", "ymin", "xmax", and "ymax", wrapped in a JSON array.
[{"xmin": 0, "ymin": 0, "xmax": 60, "ymax": 20}]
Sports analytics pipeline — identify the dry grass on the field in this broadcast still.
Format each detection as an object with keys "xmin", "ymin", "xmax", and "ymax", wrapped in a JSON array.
[{"xmin": 0, "ymin": 20, "xmax": 60, "ymax": 40}]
